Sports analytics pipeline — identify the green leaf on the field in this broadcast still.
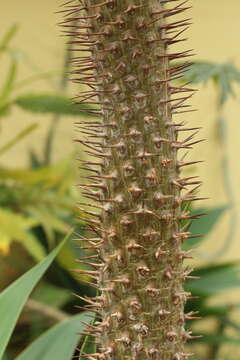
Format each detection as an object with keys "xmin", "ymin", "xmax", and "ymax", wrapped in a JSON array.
[
  {"xmin": 28, "ymin": 149, "xmax": 42, "ymax": 169},
  {"xmin": 31, "ymin": 282, "xmax": 72, "ymax": 308},
  {"xmin": 199, "ymin": 305, "xmax": 229, "ymax": 318},
  {"xmin": 29, "ymin": 206, "xmax": 70, "ymax": 233},
  {"xmin": 183, "ymin": 61, "xmax": 240, "ymax": 105},
  {"xmin": 186, "ymin": 262, "xmax": 240, "ymax": 297},
  {"xmin": 0, "ymin": 102, "xmax": 10, "ymax": 117},
  {"xmin": 221, "ymin": 318, "xmax": 240, "ymax": 333},
  {"xmin": 57, "ymin": 240, "xmax": 88, "ymax": 282},
  {"xmin": 0, "ymin": 208, "xmax": 45, "ymax": 261},
  {"xmin": 15, "ymin": 71, "xmax": 60, "ymax": 91},
  {"xmin": 217, "ymin": 63, "xmax": 240, "ymax": 104},
  {"xmin": 79, "ymin": 314, "xmax": 96, "ymax": 360},
  {"xmin": 16, "ymin": 312, "xmax": 92, "ymax": 360},
  {"xmin": 79, "ymin": 334, "xmax": 96, "ymax": 360},
  {"xmin": 0, "ymin": 123, "xmax": 38, "ymax": 156},
  {"xmin": 15, "ymin": 93, "xmax": 95, "ymax": 117},
  {"xmin": 0, "ymin": 159, "xmax": 72, "ymax": 185},
  {"xmin": 195, "ymin": 333, "xmax": 240, "ymax": 345},
  {"xmin": 0, "ymin": 232, "xmax": 71, "ymax": 359},
  {"xmin": 0, "ymin": 60, "xmax": 17, "ymax": 112},
  {"xmin": 183, "ymin": 61, "xmax": 219, "ymax": 84},
  {"xmin": 0, "ymin": 24, "xmax": 19, "ymax": 54},
  {"xmin": 27, "ymin": 206, "xmax": 70, "ymax": 246},
  {"xmin": 2, "ymin": 354, "xmax": 10, "ymax": 360},
  {"xmin": 184, "ymin": 206, "xmax": 227, "ymax": 249}
]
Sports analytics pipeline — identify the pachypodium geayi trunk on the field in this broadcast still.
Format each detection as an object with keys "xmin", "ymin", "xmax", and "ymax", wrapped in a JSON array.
[{"xmin": 63, "ymin": 0, "xmax": 202, "ymax": 359}]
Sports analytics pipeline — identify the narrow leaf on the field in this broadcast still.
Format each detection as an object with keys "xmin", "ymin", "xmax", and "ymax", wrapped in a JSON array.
[
  {"xmin": 0, "ymin": 208, "xmax": 44, "ymax": 261},
  {"xmin": 0, "ymin": 24, "xmax": 19, "ymax": 54},
  {"xmin": 0, "ymin": 60, "xmax": 17, "ymax": 105},
  {"xmin": 194, "ymin": 333, "xmax": 240, "ymax": 345},
  {"xmin": 79, "ymin": 334, "xmax": 96, "ymax": 360},
  {"xmin": 15, "ymin": 93, "xmax": 95, "ymax": 117},
  {"xmin": 31, "ymin": 282, "xmax": 72, "ymax": 308},
  {"xmin": 16, "ymin": 312, "xmax": 92, "ymax": 360},
  {"xmin": 0, "ymin": 232, "xmax": 71, "ymax": 359},
  {"xmin": 0, "ymin": 123, "xmax": 38, "ymax": 156},
  {"xmin": 186, "ymin": 262, "xmax": 240, "ymax": 296},
  {"xmin": 183, "ymin": 61, "xmax": 218, "ymax": 84},
  {"xmin": 185, "ymin": 206, "xmax": 227, "ymax": 249},
  {"xmin": 183, "ymin": 61, "xmax": 240, "ymax": 105}
]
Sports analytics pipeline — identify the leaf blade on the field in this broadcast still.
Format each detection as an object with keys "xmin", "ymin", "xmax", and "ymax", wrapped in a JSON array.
[
  {"xmin": 186, "ymin": 262, "xmax": 240, "ymax": 297},
  {"xmin": 184, "ymin": 206, "xmax": 227, "ymax": 249},
  {"xmin": 16, "ymin": 312, "xmax": 92, "ymax": 360},
  {"xmin": 0, "ymin": 208, "xmax": 44, "ymax": 261},
  {"xmin": 0, "ymin": 232, "xmax": 71, "ymax": 359},
  {"xmin": 0, "ymin": 24, "xmax": 19, "ymax": 54},
  {"xmin": 0, "ymin": 123, "xmax": 38, "ymax": 156},
  {"xmin": 15, "ymin": 93, "xmax": 95, "ymax": 117}
]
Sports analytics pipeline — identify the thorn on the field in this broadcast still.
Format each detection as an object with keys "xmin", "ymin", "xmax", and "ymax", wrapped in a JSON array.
[
  {"xmin": 184, "ymin": 311, "xmax": 201, "ymax": 321},
  {"xmin": 177, "ymin": 160, "xmax": 204, "ymax": 168},
  {"xmin": 182, "ymin": 330, "xmax": 203, "ymax": 341}
]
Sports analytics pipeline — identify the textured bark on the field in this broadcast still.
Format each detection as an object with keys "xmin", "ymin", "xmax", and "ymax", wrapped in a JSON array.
[{"xmin": 62, "ymin": 1, "xmax": 201, "ymax": 359}]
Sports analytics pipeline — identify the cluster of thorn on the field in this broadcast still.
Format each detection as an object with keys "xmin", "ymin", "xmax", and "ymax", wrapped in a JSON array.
[{"xmin": 60, "ymin": 0, "xmax": 203, "ymax": 359}]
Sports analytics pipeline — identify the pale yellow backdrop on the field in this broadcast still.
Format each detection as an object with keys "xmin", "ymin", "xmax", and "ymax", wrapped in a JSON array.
[{"xmin": 1, "ymin": 1, "xmax": 240, "ymax": 266}]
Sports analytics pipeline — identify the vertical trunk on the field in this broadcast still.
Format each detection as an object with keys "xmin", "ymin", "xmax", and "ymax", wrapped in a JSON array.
[{"xmin": 62, "ymin": 1, "xmax": 201, "ymax": 359}]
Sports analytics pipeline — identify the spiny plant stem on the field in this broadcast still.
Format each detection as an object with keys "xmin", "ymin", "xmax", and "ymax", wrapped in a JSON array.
[{"xmin": 61, "ymin": 0, "xmax": 202, "ymax": 359}]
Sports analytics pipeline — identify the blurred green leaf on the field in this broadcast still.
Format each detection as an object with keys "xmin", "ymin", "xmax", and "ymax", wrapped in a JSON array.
[
  {"xmin": 27, "ymin": 206, "xmax": 70, "ymax": 245},
  {"xmin": 221, "ymin": 318, "xmax": 240, "ymax": 332},
  {"xmin": 184, "ymin": 61, "xmax": 240, "ymax": 104},
  {"xmin": 0, "ymin": 123, "xmax": 38, "ymax": 156},
  {"xmin": 1, "ymin": 60, "xmax": 17, "ymax": 98},
  {"xmin": 16, "ymin": 312, "xmax": 92, "ymax": 360},
  {"xmin": 79, "ymin": 307, "xmax": 96, "ymax": 359},
  {"xmin": 2, "ymin": 354, "xmax": 10, "ymax": 360},
  {"xmin": 217, "ymin": 63, "xmax": 240, "ymax": 104},
  {"xmin": 32, "ymin": 282, "xmax": 72, "ymax": 308},
  {"xmin": 186, "ymin": 262, "xmax": 240, "ymax": 297},
  {"xmin": 0, "ymin": 103, "xmax": 10, "ymax": 117},
  {"xmin": 0, "ymin": 233, "xmax": 70, "ymax": 360},
  {"xmin": 0, "ymin": 60, "xmax": 17, "ymax": 114},
  {"xmin": 184, "ymin": 62, "xmax": 218, "ymax": 84},
  {"xmin": 0, "ymin": 159, "xmax": 71, "ymax": 185},
  {"xmin": 195, "ymin": 333, "xmax": 240, "ymax": 345},
  {"xmin": 57, "ymin": 240, "xmax": 87, "ymax": 282},
  {"xmin": 0, "ymin": 167, "xmax": 50, "ymax": 184},
  {"xmin": 15, "ymin": 93, "xmax": 94, "ymax": 116},
  {"xmin": 0, "ymin": 208, "xmax": 45, "ymax": 261},
  {"xmin": 184, "ymin": 206, "xmax": 227, "ymax": 249},
  {"xmin": 79, "ymin": 333, "xmax": 96, "ymax": 360},
  {"xmin": 15, "ymin": 71, "xmax": 60, "ymax": 91},
  {"xmin": 0, "ymin": 24, "xmax": 19, "ymax": 54},
  {"xmin": 199, "ymin": 305, "xmax": 229, "ymax": 318},
  {"xmin": 28, "ymin": 149, "xmax": 42, "ymax": 169}
]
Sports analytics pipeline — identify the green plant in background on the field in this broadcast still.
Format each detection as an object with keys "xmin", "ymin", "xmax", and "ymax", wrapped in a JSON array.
[
  {"xmin": 0, "ymin": 24, "xmax": 96, "ymax": 359},
  {"xmin": 181, "ymin": 61, "xmax": 240, "ymax": 360},
  {"xmin": 0, "ymin": 234, "xmax": 93, "ymax": 360},
  {"xmin": 0, "ymin": 25, "xmax": 82, "ymax": 273},
  {"xmin": 1, "ymin": 6, "xmax": 240, "ymax": 360}
]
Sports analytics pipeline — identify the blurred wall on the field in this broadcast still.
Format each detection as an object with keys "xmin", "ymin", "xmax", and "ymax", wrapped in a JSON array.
[{"xmin": 0, "ymin": 0, "xmax": 240, "ymax": 266}]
